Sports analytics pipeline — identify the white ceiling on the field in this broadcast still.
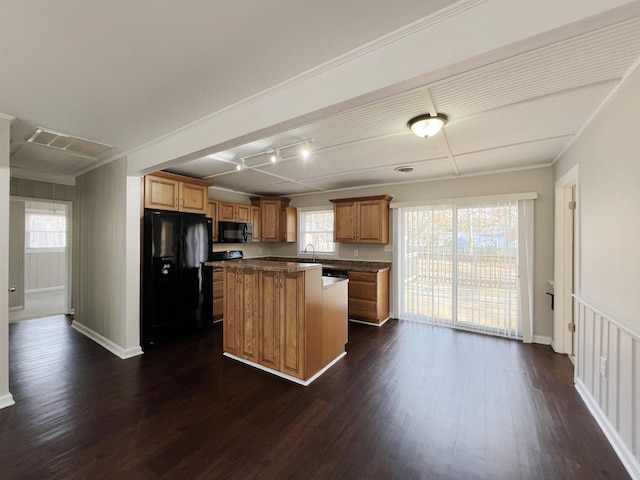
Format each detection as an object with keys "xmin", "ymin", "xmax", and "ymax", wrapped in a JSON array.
[{"xmin": 3, "ymin": 1, "xmax": 640, "ymax": 195}]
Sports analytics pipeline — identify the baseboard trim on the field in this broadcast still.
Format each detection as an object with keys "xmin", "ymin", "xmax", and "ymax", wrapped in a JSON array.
[
  {"xmin": 575, "ymin": 378, "xmax": 640, "ymax": 480},
  {"xmin": 223, "ymin": 351, "xmax": 347, "ymax": 386},
  {"xmin": 349, "ymin": 317, "xmax": 390, "ymax": 327},
  {"xmin": 533, "ymin": 335, "xmax": 552, "ymax": 345},
  {"xmin": 0, "ymin": 393, "xmax": 15, "ymax": 409},
  {"xmin": 71, "ymin": 321, "xmax": 143, "ymax": 360}
]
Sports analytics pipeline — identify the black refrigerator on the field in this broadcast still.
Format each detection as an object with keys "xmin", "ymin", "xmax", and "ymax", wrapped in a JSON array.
[{"xmin": 142, "ymin": 209, "xmax": 213, "ymax": 346}]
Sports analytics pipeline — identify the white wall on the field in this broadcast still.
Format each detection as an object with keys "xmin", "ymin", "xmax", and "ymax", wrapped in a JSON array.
[
  {"xmin": 0, "ymin": 115, "xmax": 15, "ymax": 408},
  {"xmin": 554, "ymin": 65, "xmax": 640, "ymax": 476},
  {"xmin": 73, "ymin": 158, "xmax": 141, "ymax": 358},
  {"xmin": 8, "ymin": 200, "xmax": 25, "ymax": 309}
]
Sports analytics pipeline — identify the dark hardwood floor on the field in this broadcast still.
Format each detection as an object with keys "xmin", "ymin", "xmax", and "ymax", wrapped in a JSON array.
[{"xmin": 0, "ymin": 316, "xmax": 629, "ymax": 480}]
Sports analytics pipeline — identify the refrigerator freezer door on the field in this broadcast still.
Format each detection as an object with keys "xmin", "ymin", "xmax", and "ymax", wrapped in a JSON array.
[{"xmin": 143, "ymin": 211, "xmax": 182, "ymax": 345}]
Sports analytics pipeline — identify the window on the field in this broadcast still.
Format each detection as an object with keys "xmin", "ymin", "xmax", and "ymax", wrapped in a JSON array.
[
  {"xmin": 26, "ymin": 211, "xmax": 66, "ymax": 249},
  {"xmin": 299, "ymin": 209, "xmax": 335, "ymax": 254}
]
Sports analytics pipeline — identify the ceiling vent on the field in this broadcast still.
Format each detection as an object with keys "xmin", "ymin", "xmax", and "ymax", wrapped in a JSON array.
[{"xmin": 26, "ymin": 127, "xmax": 113, "ymax": 157}]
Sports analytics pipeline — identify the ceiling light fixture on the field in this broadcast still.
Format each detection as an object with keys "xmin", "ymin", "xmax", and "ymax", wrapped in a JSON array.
[
  {"xmin": 236, "ymin": 158, "xmax": 245, "ymax": 171},
  {"xmin": 301, "ymin": 143, "xmax": 310, "ymax": 159},
  {"xmin": 407, "ymin": 113, "xmax": 448, "ymax": 138},
  {"xmin": 270, "ymin": 149, "xmax": 279, "ymax": 163}
]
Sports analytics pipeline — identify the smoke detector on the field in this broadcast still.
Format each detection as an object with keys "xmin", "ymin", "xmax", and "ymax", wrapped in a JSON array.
[{"xmin": 394, "ymin": 166, "xmax": 414, "ymax": 173}]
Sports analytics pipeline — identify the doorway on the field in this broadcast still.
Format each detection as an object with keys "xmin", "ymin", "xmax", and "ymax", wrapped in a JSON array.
[
  {"xmin": 396, "ymin": 198, "xmax": 534, "ymax": 340},
  {"xmin": 553, "ymin": 165, "xmax": 578, "ymax": 357},
  {"xmin": 8, "ymin": 198, "xmax": 72, "ymax": 322}
]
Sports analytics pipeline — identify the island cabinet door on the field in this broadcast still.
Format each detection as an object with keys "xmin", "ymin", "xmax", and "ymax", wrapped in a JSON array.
[
  {"xmin": 239, "ymin": 270, "xmax": 260, "ymax": 363},
  {"xmin": 223, "ymin": 270, "xmax": 239, "ymax": 356},
  {"xmin": 259, "ymin": 271, "xmax": 281, "ymax": 370},
  {"xmin": 281, "ymin": 272, "xmax": 306, "ymax": 379}
]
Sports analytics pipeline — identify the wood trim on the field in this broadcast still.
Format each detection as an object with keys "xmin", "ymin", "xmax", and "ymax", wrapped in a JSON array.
[
  {"xmin": 329, "ymin": 194, "xmax": 392, "ymax": 204},
  {"xmin": 147, "ymin": 170, "xmax": 212, "ymax": 187}
]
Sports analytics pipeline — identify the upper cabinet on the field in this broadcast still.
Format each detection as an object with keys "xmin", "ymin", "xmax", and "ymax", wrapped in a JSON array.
[
  {"xmin": 251, "ymin": 206, "xmax": 261, "ymax": 242},
  {"xmin": 207, "ymin": 200, "xmax": 218, "ymax": 243},
  {"xmin": 250, "ymin": 196, "xmax": 297, "ymax": 243},
  {"xmin": 219, "ymin": 201, "xmax": 251, "ymax": 223},
  {"xmin": 329, "ymin": 195, "xmax": 392, "ymax": 244},
  {"xmin": 144, "ymin": 172, "xmax": 211, "ymax": 215}
]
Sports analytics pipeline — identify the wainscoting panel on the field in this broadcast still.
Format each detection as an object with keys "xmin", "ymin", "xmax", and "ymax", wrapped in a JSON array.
[
  {"xmin": 25, "ymin": 251, "xmax": 65, "ymax": 291},
  {"xmin": 574, "ymin": 296, "xmax": 640, "ymax": 478}
]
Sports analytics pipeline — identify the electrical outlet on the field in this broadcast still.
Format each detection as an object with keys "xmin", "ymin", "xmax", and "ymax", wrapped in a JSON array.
[
  {"xmin": 258, "ymin": 248, "xmax": 263, "ymax": 254},
  {"xmin": 600, "ymin": 356, "xmax": 607, "ymax": 377},
  {"xmin": 354, "ymin": 249, "xmax": 358, "ymax": 257},
  {"xmin": 384, "ymin": 244, "xmax": 392, "ymax": 252}
]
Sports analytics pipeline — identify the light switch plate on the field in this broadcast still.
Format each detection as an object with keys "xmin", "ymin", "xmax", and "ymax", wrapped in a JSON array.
[{"xmin": 384, "ymin": 244, "xmax": 392, "ymax": 252}]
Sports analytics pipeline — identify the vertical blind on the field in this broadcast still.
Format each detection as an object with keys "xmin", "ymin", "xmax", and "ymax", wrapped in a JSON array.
[{"xmin": 398, "ymin": 199, "xmax": 533, "ymax": 341}]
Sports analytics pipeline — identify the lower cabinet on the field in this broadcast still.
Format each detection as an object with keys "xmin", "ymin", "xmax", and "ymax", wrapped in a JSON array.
[
  {"xmin": 259, "ymin": 271, "xmax": 282, "ymax": 371},
  {"xmin": 212, "ymin": 268, "xmax": 223, "ymax": 321},
  {"xmin": 223, "ymin": 267, "xmax": 325, "ymax": 381},
  {"xmin": 223, "ymin": 269, "xmax": 260, "ymax": 363},
  {"xmin": 348, "ymin": 270, "xmax": 390, "ymax": 325},
  {"xmin": 280, "ymin": 272, "xmax": 306, "ymax": 379},
  {"xmin": 259, "ymin": 271, "xmax": 306, "ymax": 379}
]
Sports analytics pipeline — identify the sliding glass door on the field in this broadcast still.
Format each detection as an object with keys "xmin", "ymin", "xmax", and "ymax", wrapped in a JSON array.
[{"xmin": 399, "ymin": 200, "xmax": 523, "ymax": 339}]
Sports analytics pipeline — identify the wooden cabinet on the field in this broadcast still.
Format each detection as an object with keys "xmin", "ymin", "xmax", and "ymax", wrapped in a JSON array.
[
  {"xmin": 348, "ymin": 270, "xmax": 390, "ymax": 325},
  {"xmin": 258, "ymin": 271, "xmax": 281, "ymax": 370},
  {"xmin": 333, "ymin": 201, "xmax": 357, "ymax": 243},
  {"xmin": 250, "ymin": 196, "xmax": 297, "ymax": 243},
  {"xmin": 219, "ymin": 201, "xmax": 251, "ymax": 223},
  {"xmin": 330, "ymin": 195, "xmax": 392, "ymax": 244},
  {"xmin": 258, "ymin": 270, "xmax": 306, "ymax": 378},
  {"xmin": 280, "ymin": 272, "xmax": 306, "ymax": 379},
  {"xmin": 212, "ymin": 267, "xmax": 223, "ymax": 321},
  {"xmin": 259, "ymin": 199, "xmax": 281, "ymax": 242},
  {"xmin": 144, "ymin": 172, "xmax": 210, "ymax": 215},
  {"xmin": 223, "ymin": 269, "xmax": 260, "ymax": 362},
  {"xmin": 221, "ymin": 265, "xmax": 331, "ymax": 383},
  {"xmin": 207, "ymin": 201, "xmax": 218, "ymax": 243},
  {"xmin": 251, "ymin": 206, "xmax": 261, "ymax": 242}
]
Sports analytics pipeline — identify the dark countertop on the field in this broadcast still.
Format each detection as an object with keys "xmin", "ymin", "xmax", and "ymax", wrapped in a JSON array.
[
  {"xmin": 206, "ymin": 259, "xmax": 321, "ymax": 273},
  {"xmin": 260, "ymin": 256, "xmax": 391, "ymax": 273}
]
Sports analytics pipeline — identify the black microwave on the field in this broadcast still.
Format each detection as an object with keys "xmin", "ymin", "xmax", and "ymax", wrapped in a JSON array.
[{"xmin": 218, "ymin": 221, "xmax": 253, "ymax": 243}]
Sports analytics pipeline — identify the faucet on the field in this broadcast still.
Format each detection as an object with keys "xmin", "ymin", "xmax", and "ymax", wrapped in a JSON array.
[{"xmin": 303, "ymin": 243, "xmax": 317, "ymax": 262}]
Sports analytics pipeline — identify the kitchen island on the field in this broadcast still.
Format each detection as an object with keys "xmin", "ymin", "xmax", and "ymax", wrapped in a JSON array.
[{"xmin": 205, "ymin": 259, "xmax": 348, "ymax": 385}]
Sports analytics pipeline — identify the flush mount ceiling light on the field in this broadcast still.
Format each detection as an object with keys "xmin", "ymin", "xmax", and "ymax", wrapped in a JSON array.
[{"xmin": 407, "ymin": 113, "xmax": 448, "ymax": 138}]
